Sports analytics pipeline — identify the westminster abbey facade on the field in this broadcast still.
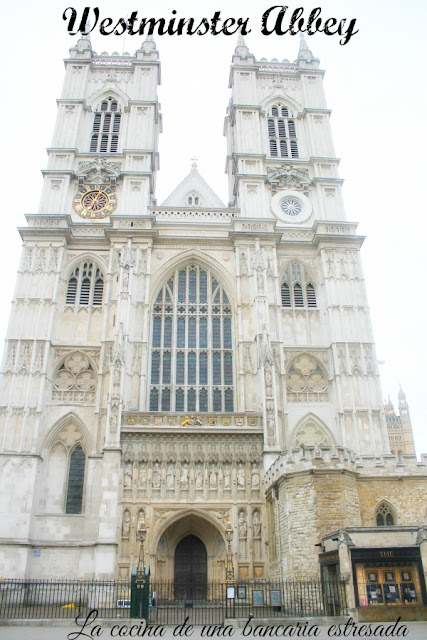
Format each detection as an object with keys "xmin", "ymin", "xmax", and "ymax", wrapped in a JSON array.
[{"xmin": 0, "ymin": 33, "xmax": 426, "ymax": 616}]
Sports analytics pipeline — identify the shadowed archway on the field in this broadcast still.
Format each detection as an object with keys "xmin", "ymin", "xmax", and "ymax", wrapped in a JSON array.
[{"xmin": 174, "ymin": 535, "xmax": 207, "ymax": 597}]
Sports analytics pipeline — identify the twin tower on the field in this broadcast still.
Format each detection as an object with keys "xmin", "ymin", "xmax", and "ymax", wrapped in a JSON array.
[{"xmin": 0, "ymin": 33, "xmax": 426, "ymax": 616}]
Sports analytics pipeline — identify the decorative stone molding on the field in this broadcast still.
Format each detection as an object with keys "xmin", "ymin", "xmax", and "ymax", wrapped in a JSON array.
[
  {"xmin": 76, "ymin": 158, "xmax": 121, "ymax": 187},
  {"xmin": 52, "ymin": 351, "xmax": 97, "ymax": 403},
  {"xmin": 266, "ymin": 165, "xmax": 311, "ymax": 195},
  {"xmin": 286, "ymin": 354, "xmax": 328, "ymax": 402}
]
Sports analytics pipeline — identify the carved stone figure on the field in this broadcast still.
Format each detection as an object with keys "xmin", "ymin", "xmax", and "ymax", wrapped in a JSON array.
[
  {"xmin": 122, "ymin": 510, "xmax": 131, "ymax": 539},
  {"xmin": 166, "ymin": 464, "xmax": 175, "ymax": 489},
  {"xmin": 138, "ymin": 464, "xmax": 147, "ymax": 488},
  {"xmin": 152, "ymin": 462, "xmax": 161, "ymax": 489},
  {"xmin": 237, "ymin": 464, "xmax": 245, "ymax": 489},
  {"xmin": 223, "ymin": 465, "xmax": 231, "ymax": 489},
  {"xmin": 195, "ymin": 465, "xmax": 204, "ymax": 489},
  {"xmin": 123, "ymin": 463, "xmax": 133, "ymax": 490},
  {"xmin": 253, "ymin": 510, "xmax": 261, "ymax": 539},
  {"xmin": 209, "ymin": 465, "xmax": 218, "ymax": 489},
  {"xmin": 180, "ymin": 464, "xmax": 189, "ymax": 489},
  {"xmin": 238, "ymin": 510, "xmax": 247, "ymax": 539},
  {"xmin": 251, "ymin": 463, "xmax": 260, "ymax": 489}
]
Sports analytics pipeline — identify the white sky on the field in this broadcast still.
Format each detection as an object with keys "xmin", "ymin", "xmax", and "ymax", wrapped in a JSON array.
[{"xmin": 1, "ymin": 0, "xmax": 426, "ymax": 454}]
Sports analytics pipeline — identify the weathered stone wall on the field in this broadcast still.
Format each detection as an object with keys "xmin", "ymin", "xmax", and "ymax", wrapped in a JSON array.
[{"xmin": 358, "ymin": 477, "xmax": 427, "ymax": 527}]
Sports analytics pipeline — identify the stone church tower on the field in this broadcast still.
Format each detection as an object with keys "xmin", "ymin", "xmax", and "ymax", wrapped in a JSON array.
[{"xmin": 1, "ymin": 33, "xmax": 426, "ymax": 604}]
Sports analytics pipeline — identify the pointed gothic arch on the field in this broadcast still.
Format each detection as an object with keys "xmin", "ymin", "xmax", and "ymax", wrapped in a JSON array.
[
  {"xmin": 374, "ymin": 500, "xmax": 397, "ymax": 526},
  {"xmin": 149, "ymin": 261, "xmax": 234, "ymax": 413},
  {"xmin": 41, "ymin": 413, "xmax": 91, "ymax": 514},
  {"xmin": 290, "ymin": 413, "xmax": 336, "ymax": 450}
]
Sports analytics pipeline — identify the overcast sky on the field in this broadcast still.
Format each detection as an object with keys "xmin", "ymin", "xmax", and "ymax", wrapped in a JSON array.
[{"xmin": 1, "ymin": 0, "xmax": 426, "ymax": 454}]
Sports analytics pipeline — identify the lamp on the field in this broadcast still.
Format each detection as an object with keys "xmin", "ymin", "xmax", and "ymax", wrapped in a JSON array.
[
  {"xmin": 225, "ymin": 521, "xmax": 234, "ymax": 583},
  {"xmin": 137, "ymin": 520, "xmax": 147, "ymax": 577}
]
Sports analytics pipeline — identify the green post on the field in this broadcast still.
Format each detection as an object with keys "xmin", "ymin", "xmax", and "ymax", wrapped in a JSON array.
[{"xmin": 130, "ymin": 569, "xmax": 150, "ymax": 619}]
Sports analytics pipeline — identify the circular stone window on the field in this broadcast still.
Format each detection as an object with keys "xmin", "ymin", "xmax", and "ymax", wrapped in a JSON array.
[
  {"xmin": 271, "ymin": 190, "xmax": 312, "ymax": 223},
  {"xmin": 281, "ymin": 197, "xmax": 302, "ymax": 217}
]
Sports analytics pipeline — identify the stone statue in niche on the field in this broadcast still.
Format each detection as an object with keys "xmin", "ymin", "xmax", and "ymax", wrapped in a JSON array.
[
  {"xmin": 138, "ymin": 463, "xmax": 147, "ymax": 488},
  {"xmin": 180, "ymin": 464, "xmax": 189, "ymax": 489},
  {"xmin": 209, "ymin": 465, "xmax": 218, "ymax": 488},
  {"xmin": 223, "ymin": 465, "xmax": 231, "ymax": 489},
  {"xmin": 152, "ymin": 462, "xmax": 161, "ymax": 489},
  {"xmin": 251, "ymin": 463, "xmax": 260, "ymax": 489},
  {"xmin": 123, "ymin": 463, "xmax": 133, "ymax": 490},
  {"xmin": 166, "ymin": 463, "xmax": 175, "ymax": 489},
  {"xmin": 195, "ymin": 465, "xmax": 204, "ymax": 489},
  {"xmin": 122, "ymin": 510, "xmax": 131, "ymax": 539},
  {"xmin": 253, "ymin": 510, "xmax": 261, "ymax": 539},
  {"xmin": 238, "ymin": 510, "xmax": 247, "ymax": 539},
  {"xmin": 237, "ymin": 463, "xmax": 245, "ymax": 489}
]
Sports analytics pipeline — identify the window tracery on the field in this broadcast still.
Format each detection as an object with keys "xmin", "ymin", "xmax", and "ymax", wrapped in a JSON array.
[
  {"xmin": 286, "ymin": 354, "xmax": 328, "ymax": 402},
  {"xmin": 52, "ymin": 352, "xmax": 97, "ymax": 403},
  {"xmin": 376, "ymin": 502, "xmax": 396, "ymax": 526},
  {"xmin": 149, "ymin": 264, "xmax": 233, "ymax": 413}
]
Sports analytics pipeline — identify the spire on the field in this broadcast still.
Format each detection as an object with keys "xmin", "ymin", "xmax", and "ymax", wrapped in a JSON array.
[
  {"xmin": 74, "ymin": 19, "xmax": 92, "ymax": 54},
  {"xmin": 297, "ymin": 32, "xmax": 314, "ymax": 62},
  {"xmin": 137, "ymin": 34, "xmax": 159, "ymax": 59},
  {"xmin": 232, "ymin": 32, "xmax": 255, "ymax": 64},
  {"xmin": 191, "ymin": 156, "xmax": 198, "ymax": 171}
]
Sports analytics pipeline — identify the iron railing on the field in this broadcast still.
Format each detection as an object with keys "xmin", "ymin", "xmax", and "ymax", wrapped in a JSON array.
[
  {"xmin": 0, "ymin": 579, "xmax": 131, "ymax": 619},
  {"xmin": 0, "ymin": 578, "xmax": 347, "ymax": 622}
]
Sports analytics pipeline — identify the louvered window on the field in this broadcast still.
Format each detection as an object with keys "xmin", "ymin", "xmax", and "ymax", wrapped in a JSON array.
[
  {"xmin": 306, "ymin": 283, "xmax": 316, "ymax": 307},
  {"xmin": 66, "ymin": 261, "xmax": 104, "ymax": 308},
  {"xmin": 281, "ymin": 282, "xmax": 291, "ymax": 307},
  {"xmin": 65, "ymin": 445, "xmax": 85, "ymax": 514},
  {"xmin": 90, "ymin": 96, "xmax": 121, "ymax": 153},
  {"xmin": 149, "ymin": 265, "xmax": 233, "ymax": 412},
  {"xmin": 268, "ymin": 103, "xmax": 299, "ymax": 158},
  {"xmin": 281, "ymin": 263, "xmax": 317, "ymax": 309}
]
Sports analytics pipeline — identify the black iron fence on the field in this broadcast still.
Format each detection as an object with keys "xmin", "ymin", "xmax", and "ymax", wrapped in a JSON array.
[
  {"xmin": 0, "ymin": 578, "xmax": 347, "ymax": 622},
  {"xmin": 0, "ymin": 579, "xmax": 132, "ymax": 619}
]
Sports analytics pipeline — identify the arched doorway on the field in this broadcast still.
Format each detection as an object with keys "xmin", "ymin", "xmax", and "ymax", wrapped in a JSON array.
[{"xmin": 174, "ymin": 535, "xmax": 207, "ymax": 598}]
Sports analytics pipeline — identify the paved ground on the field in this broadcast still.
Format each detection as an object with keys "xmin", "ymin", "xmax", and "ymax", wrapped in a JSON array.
[{"xmin": 1, "ymin": 619, "xmax": 427, "ymax": 640}]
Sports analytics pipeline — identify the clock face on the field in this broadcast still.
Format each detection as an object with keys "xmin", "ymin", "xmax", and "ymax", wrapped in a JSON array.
[{"xmin": 73, "ymin": 184, "xmax": 117, "ymax": 219}]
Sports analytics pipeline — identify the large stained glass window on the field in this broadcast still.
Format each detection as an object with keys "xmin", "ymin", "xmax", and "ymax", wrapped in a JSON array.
[{"xmin": 150, "ymin": 265, "xmax": 233, "ymax": 412}]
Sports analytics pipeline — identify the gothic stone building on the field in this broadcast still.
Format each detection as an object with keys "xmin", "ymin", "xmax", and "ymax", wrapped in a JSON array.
[{"xmin": 1, "ymin": 33, "xmax": 427, "ymax": 616}]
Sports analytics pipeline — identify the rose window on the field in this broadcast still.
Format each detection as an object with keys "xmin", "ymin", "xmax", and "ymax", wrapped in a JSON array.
[{"xmin": 281, "ymin": 197, "xmax": 302, "ymax": 217}]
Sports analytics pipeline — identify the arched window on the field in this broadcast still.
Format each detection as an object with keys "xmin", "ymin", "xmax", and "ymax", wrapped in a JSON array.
[
  {"xmin": 65, "ymin": 444, "xmax": 85, "ymax": 514},
  {"xmin": 267, "ymin": 104, "xmax": 299, "ymax": 158},
  {"xmin": 66, "ymin": 261, "xmax": 104, "ymax": 307},
  {"xmin": 90, "ymin": 96, "xmax": 121, "ymax": 153},
  {"xmin": 376, "ymin": 502, "xmax": 395, "ymax": 526},
  {"xmin": 150, "ymin": 264, "xmax": 233, "ymax": 412},
  {"xmin": 186, "ymin": 192, "xmax": 202, "ymax": 207},
  {"xmin": 281, "ymin": 263, "xmax": 316, "ymax": 308}
]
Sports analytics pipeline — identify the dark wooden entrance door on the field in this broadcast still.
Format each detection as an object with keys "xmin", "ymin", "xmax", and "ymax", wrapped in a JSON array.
[{"xmin": 174, "ymin": 535, "xmax": 207, "ymax": 598}]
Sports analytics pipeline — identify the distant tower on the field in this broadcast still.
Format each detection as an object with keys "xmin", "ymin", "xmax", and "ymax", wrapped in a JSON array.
[{"xmin": 385, "ymin": 387, "xmax": 416, "ymax": 456}]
